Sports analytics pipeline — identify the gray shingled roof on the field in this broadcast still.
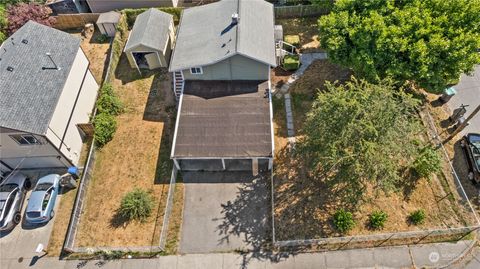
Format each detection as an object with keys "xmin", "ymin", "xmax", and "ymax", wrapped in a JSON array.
[
  {"xmin": 97, "ymin": 11, "xmax": 121, "ymax": 24},
  {"xmin": 169, "ymin": 0, "xmax": 276, "ymax": 71},
  {"xmin": 0, "ymin": 21, "xmax": 81, "ymax": 135},
  {"xmin": 124, "ymin": 8, "xmax": 173, "ymax": 52}
]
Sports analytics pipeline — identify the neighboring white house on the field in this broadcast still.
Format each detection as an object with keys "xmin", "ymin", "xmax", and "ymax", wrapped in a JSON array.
[{"xmin": 0, "ymin": 21, "xmax": 98, "ymax": 172}]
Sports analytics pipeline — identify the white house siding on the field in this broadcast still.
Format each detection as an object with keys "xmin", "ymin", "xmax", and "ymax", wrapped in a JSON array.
[
  {"xmin": 181, "ymin": 55, "xmax": 270, "ymax": 81},
  {"xmin": 86, "ymin": 0, "xmax": 174, "ymax": 13},
  {"xmin": 46, "ymin": 48, "xmax": 98, "ymax": 166},
  {"xmin": 0, "ymin": 129, "xmax": 71, "ymax": 169}
]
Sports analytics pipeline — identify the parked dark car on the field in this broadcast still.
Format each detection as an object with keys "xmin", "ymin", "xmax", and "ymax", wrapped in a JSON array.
[
  {"xmin": 0, "ymin": 173, "xmax": 31, "ymax": 231},
  {"xmin": 461, "ymin": 133, "xmax": 480, "ymax": 183},
  {"xmin": 25, "ymin": 174, "xmax": 60, "ymax": 224}
]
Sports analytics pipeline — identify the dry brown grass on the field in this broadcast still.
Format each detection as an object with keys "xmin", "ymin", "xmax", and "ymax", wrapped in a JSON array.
[
  {"xmin": 75, "ymin": 54, "xmax": 176, "ymax": 247},
  {"xmin": 272, "ymin": 60, "xmax": 474, "ymax": 241},
  {"xmin": 276, "ymin": 18, "xmax": 323, "ymax": 53},
  {"xmin": 163, "ymin": 181, "xmax": 184, "ymax": 254},
  {"xmin": 71, "ymin": 28, "xmax": 110, "ymax": 84}
]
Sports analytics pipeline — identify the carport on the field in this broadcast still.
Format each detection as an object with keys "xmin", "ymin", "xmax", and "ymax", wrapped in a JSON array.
[
  {"xmin": 124, "ymin": 8, "xmax": 174, "ymax": 71},
  {"xmin": 171, "ymin": 81, "xmax": 274, "ymax": 174}
]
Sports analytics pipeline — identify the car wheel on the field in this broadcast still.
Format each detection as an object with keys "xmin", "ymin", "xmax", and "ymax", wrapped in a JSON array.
[
  {"xmin": 23, "ymin": 178, "xmax": 32, "ymax": 190},
  {"xmin": 13, "ymin": 212, "xmax": 21, "ymax": 224},
  {"xmin": 50, "ymin": 210, "xmax": 55, "ymax": 219}
]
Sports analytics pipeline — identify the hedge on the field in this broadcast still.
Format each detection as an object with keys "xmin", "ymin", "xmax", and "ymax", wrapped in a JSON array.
[{"xmin": 123, "ymin": 7, "xmax": 182, "ymax": 29}]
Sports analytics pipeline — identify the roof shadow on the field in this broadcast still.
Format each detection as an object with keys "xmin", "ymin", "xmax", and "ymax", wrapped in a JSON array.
[{"xmin": 184, "ymin": 80, "xmax": 269, "ymax": 99}]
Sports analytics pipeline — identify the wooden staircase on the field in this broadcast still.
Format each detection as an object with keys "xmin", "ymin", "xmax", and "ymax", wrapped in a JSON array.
[{"xmin": 173, "ymin": 71, "xmax": 184, "ymax": 100}]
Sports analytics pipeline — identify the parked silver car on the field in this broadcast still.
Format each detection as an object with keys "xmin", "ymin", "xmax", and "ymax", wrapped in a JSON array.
[
  {"xmin": 25, "ymin": 174, "xmax": 60, "ymax": 224},
  {"xmin": 0, "ymin": 173, "xmax": 31, "ymax": 231}
]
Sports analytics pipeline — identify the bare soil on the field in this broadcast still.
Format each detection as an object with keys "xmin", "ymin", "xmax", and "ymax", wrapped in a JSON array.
[
  {"xmin": 276, "ymin": 18, "xmax": 323, "ymax": 53},
  {"xmin": 75, "ymin": 54, "xmax": 176, "ymax": 247},
  {"xmin": 272, "ymin": 60, "xmax": 475, "ymax": 241}
]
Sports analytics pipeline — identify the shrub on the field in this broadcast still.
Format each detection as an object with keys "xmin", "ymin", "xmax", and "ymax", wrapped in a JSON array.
[
  {"xmin": 333, "ymin": 209, "xmax": 355, "ymax": 233},
  {"xmin": 93, "ymin": 113, "xmax": 117, "ymax": 147},
  {"xmin": 413, "ymin": 146, "xmax": 442, "ymax": 178},
  {"xmin": 95, "ymin": 34, "xmax": 109, "ymax": 43},
  {"xmin": 119, "ymin": 188, "xmax": 154, "ymax": 222},
  {"xmin": 283, "ymin": 54, "xmax": 300, "ymax": 71},
  {"xmin": 0, "ymin": 4, "xmax": 7, "ymax": 43},
  {"xmin": 369, "ymin": 210, "xmax": 388, "ymax": 230},
  {"xmin": 96, "ymin": 84, "xmax": 123, "ymax": 115},
  {"xmin": 409, "ymin": 209, "xmax": 426, "ymax": 225},
  {"xmin": 123, "ymin": 7, "xmax": 182, "ymax": 29}
]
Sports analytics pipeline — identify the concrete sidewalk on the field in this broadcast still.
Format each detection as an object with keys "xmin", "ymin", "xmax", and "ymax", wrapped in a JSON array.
[{"xmin": 0, "ymin": 240, "xmax": 475, "ymax": 269}]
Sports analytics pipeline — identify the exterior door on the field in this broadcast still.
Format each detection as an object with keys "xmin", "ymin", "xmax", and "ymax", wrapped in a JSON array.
[{"xmin": 145, "ymin": 53, "xmax": 160, "ymax": 70}]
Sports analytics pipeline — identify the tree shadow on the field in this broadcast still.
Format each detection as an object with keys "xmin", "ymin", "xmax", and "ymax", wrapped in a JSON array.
[{"xmin": 398, "ymin": 167, "xmax": 422, "ymax": 201}]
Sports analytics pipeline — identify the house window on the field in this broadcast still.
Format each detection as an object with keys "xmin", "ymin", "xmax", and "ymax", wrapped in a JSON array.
[
  {"xmin": 190, "ymin": 67, "xmax": 203, "ymax": 75},
  {"xmin": 10, "ymin": 135, "xmax": 41, "ymax": 146}
]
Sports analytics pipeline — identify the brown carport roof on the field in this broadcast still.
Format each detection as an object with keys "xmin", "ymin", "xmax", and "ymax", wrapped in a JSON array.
[{"xmin": 172, "ymin": 80, "xmax": 273, "ymax": 158}]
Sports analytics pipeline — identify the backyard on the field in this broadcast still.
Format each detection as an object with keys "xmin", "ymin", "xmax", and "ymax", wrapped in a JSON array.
[
  {"xmin": 74, "ymin": 53, "xmax": 177, "ymax": 247},
  {"xmin": 276, "ymin": 17, "xmax": 323, "ymax": 53},
  {"xmin": 272, "ymin": 59, "xmax": 477, "ymax": 241}
]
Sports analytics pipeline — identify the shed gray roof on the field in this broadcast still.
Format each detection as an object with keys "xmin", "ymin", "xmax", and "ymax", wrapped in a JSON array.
[
  {"xmin": 0, "ymin": 21, "xmax": 81, "ymax": 135},
  {"xmin": 172, "ymin": 80, "xmax": 272, "ymax": 158},
  {"xmin": 169, "ymin": 0, "xmax": 276, "ymax": 71},
  {"xmin": 124, "ymin": 8, "xmax": 173, "ymax": 52},
  {"xmin": 97, "ymin": 11, "xmax": 121, "ymax": 24}
]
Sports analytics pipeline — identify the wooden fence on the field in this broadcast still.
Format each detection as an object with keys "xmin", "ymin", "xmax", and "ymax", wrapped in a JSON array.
[
  {"xmin": 53, "ymin": 13, "xmax": 101, "ymax": 30},
  {"xmin": 274, "ymin": 4, "xmax": 331, "ymax": 19}
]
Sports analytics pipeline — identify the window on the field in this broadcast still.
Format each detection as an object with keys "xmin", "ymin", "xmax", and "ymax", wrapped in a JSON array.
[
  {"xmin": 10, "ymin": 135, "xmax": 41, "ymax": 145},
  {"xmin": 190, "ymin": 67, "xmax": 203, "ymax": 75}
]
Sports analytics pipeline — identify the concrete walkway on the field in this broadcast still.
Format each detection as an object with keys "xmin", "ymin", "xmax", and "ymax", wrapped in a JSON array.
[
  {"xmin": 276, "ymin": 53, "xmax": 328, "ymax": 146},
  {"xmin": 0, "ymin": 240, "xmax": 475, "ymax": 269}
]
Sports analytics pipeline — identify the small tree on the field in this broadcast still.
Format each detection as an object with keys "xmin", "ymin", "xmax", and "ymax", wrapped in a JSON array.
[
  {"xmin": 7, "ymin": 3, "xmax": 56, "ymax": 35},
  {"xmin": 119, "ymin": 188, "xmax": 154, "ymax": 222},
  {"xmin": 333, "ymin": 209, "xmax": 355, "ymax": 233},
  {"xmin": 409, "ymin": 209, "xmax": 426, "ymax": 225},
  {"xmin": 369, "ymin": 210, "xmax": 388, "ymax": 230},
  {"xmin": 96, "ymin": 84, "xmax": 123, "ymax": 116},
  {"xmin": 93, "ymin": 113, "xmax": 117, "ymax": 147},
  {"xmin": 413, "ymin": 146, "xmax": 442, "ymax": 178}
]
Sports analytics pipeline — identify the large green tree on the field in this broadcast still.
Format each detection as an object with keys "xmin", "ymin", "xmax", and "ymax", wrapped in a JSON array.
[
  {"xmin": 298, "ymin": 78, "xmax": 422, "ymax": 202},
  {"xmin": 319, "ymin": 0, "xmax": 480, "ymax": 92}
]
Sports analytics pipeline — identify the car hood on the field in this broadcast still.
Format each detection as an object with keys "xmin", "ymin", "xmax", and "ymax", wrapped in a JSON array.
[{"xmin": 26, "ymin": 191, "xmax": 46, "ymax": 213}]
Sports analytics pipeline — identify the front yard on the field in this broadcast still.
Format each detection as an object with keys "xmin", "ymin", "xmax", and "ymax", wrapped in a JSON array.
[
  {"xmin": 272, "ymin": 59, "xmax": 476, "ymax": 242},
  {"xmin": 75, "ymin": 54, "xmax": 176, "ymax": 247}
]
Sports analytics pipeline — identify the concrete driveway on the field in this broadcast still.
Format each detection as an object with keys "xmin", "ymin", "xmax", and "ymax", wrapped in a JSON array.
[
  {"xmin": 179, "ymin": 171, "xmax": 270, "ymax": 254},
  {"xmin": 449, "ymin": 65, "xmax": 480, "ymax": 134}
]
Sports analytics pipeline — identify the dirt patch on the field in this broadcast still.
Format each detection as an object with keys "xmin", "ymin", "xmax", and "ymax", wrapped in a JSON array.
[
  {"xmin": 71, "ymin": 28, "xmax": 110, "ymax": 84},
  {"xmin": 75, "ymin": 54, "xmax": 176, "ymax": 247},
  {"xmin": 276, "ymin": 17, "xmax": 323, "ymax": 53}
]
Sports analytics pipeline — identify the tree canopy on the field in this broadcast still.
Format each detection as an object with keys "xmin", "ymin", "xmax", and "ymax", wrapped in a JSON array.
[
  {"xmin": 6, "ymin": 3, "xmax": 55, "ymax": 36},
  {"xmin": 297, "ymin": 78, "xmax": 422, "ymax": 202},
  {"xmin": 319, "ymin": 0, "xmax": 480, "ymax": 92}
]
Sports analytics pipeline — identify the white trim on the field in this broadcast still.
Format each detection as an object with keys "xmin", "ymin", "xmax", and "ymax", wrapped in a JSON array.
[
  {"xmin": 170, "ymin": 93, "xmax": 185, "ymax": 158},
  {"xmin": 189, "ymin": 67, "xmax": 203, "ymax": 75},
  {"xmin": 268, "ymin": 70, "xmax": 275, "ymax": 162},
  {"xmin": 173, "ymin": 159, "xmax": 180, "ymax": 170},
  {"xmin": 268, "ymin": 158, "xmax": 273, "ymax": 170},
  {"xmin": 221, "ymin": 158, "xmax": 226, "ymax": 170},
  {"xmin": 130, "ymin": 50, "xmax": 162, "ymax": 72},
  {"xmin": 172, "ymin": 156, "xmax": 271, "ymax": 160}
]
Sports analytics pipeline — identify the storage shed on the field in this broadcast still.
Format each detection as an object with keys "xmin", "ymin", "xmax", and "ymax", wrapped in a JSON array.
[
  {"xmin": 124, "ymin": 8, "xmax": 174, "ymax": 71},
  {"xmin": 96, "ymin": 11, "xmax": 121, "ymax": 37}
]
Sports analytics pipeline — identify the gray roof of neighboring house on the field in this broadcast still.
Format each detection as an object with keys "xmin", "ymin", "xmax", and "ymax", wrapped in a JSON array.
[
  {"xmin": 169, "ymin": 0, "xmax": 276, "ymax": 71},
  {"xmin": 172, "ymin": 80, "xmax": 272, "ymax": 158},
  {"xmin": 96, "ymin": 11, "xmax": 121, "ymax": 24},
  {"xmin": 0, "ymin": 21, "xmax": 81, "ymax": 135},
  {"xmin": 124, "ymin": 8, "xmax": 173, "ymax": 52}
]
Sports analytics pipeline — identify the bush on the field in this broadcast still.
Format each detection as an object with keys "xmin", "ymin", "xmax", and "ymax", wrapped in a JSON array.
[
  {"xmin": 96, "ymin": 84, "xmax": 123, "ymax": 115},
  {"xmin": 95, "ymin": 34, "xmax": 109, "ymax": 43},
  {"xmin": 333, "ymin": 209, "xmax": 355, "ymax": 233},
  {"xmin": 119, "ymin": 188, "xmax": 154, "ymax": 222},
  {"xmin": 369, "ymin": 210, "xmax": 388, "ymax": 230},
  {"xmin": 0, "ymin": 4, "xmax": 7, "ymax": 43},
  {"xmin": 283, "ymin": 54, "xmax": 300, "ymax": 71},
  {"xmin": 409, "ymin": 209, "xmax": 426, "ymax": 225},
  {"xmin": 93, "ymin": 113, "xmax": 117, "ymax": 147},
  {"xmin": 413, "ymin": 146, "xmax": 442, "ymax": 178},
  {"xmin": 123, "ymin": 7, "xmax": 182, "ymax": 29}
]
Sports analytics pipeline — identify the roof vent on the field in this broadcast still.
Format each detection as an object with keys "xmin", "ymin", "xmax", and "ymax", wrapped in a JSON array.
[
  {"xmin": 231, "ymin": 13, "xmax": 239, "ymax": 25},
  {"xmin": 7, "ymin": 66, "xmax": 14, "ymax": 72},
  {"xmin": 21, "ymin": 39, "xmax": 28, "ymax": 44}
]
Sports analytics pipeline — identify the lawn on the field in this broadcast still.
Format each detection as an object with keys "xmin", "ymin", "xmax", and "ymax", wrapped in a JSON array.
[
  {"xmin": 75, "ymin": 54, "xmax": 176, "ymax": 247},
  {"xmin": 272, "ymin": 59, "xmax": 476, "ymax": 241},
  {"xmin": 276, "ymin": 17, "xmax": 323, "ymax": 53}
]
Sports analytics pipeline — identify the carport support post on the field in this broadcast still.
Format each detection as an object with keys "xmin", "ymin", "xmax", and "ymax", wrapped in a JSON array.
[
  {"xmin": 221, "ymin": 158, "xmax": 226, "ymax": 170},
  {"xmin": 268, "ymin": 158, "xmax": 273, "ymax": 170},
  {"xmin": 173, "ymin": 159, "xmax": 180, "ymax": 170}
]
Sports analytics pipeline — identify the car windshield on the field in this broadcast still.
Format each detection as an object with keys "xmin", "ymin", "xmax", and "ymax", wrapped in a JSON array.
[
  {"xmin": 0, "ymin": 183, "xmax": 17, "ymax": 192},
  {"xmin": 0, "ymin": 200, "xmax": 5, "ymax": 211},
  {"xmin": 35, "ymin": 183, "xmax": 52, "ymax": 191}
]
